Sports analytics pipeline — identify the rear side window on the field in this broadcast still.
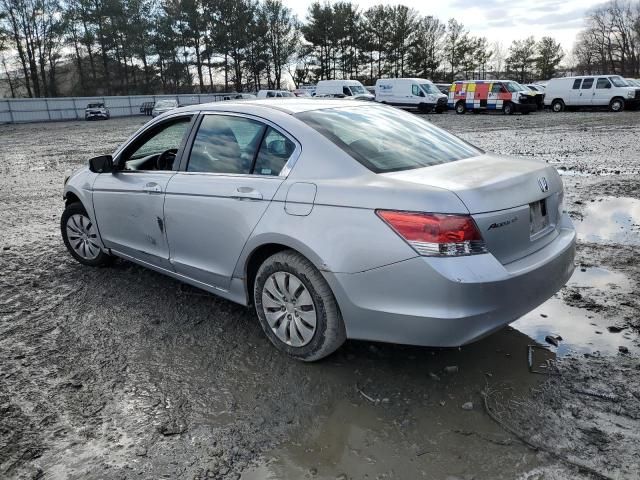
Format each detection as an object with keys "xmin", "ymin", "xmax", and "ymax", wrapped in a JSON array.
[
  {"xmin": 581, "ymin": 78, "xmax": 594, "ymax": 89},
  {"xmin": 297, "ymin": 105, "xmax": 481, "ymax": 174},
  {"xmin": 572, "ymin": 79, "xmax": 582, "ymax": 89},
  {"xmin": 253, "ymin": 128, "xmax": 296, "ymax": 176},
  {"xmin": 188, "ymin": 115, "xmax": 266, "ymax": 174}
]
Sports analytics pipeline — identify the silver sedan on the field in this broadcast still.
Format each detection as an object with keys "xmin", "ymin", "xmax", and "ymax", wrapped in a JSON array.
[{"xmin": 61, "ymin": 99, "xmax": 576, "ymax": 361}]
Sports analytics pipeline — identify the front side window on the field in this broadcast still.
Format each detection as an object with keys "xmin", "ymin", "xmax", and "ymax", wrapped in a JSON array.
[
  {"xmin": 582, "ymin": 78, "xmax": 594, "ymax": 89},
  {"xmin": 188, "ymin": 115, "xmax": 266, "ymax": 174},
  {"xmin": 297, "ymin": 105, "xmax": 481, "ymax": 174},
  {"xmin": 572, "ymin": 79, "xmax": 582, "ymax": 89},
  {"xmin": 120, "ymin": 117, "xmax": 192, "ymax": 171},
  {"xmin": 492, "ymin": 83, "xmax": 504, "ymax": 93},
  {"xmin": 266, "ymin": 91, "xmax": 275, "ymax": 98},
  {"xmin": 596, "ymin": 78, "xmax": 611, "ymax": 89},
  {"xmin": 412, "ymin": 84, "xmax": 420, "ymax": 96},
  {"xmin": 343, "ymin": 86, "xmax": 352, "ymax": 96},
  {"xmin": 253, "ymin": 128, "xmax": 296, "ymax": 176}
]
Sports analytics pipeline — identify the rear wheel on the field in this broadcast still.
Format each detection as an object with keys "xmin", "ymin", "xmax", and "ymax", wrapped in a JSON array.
[
  {"xmin": 61, "ymin": 202, "xmax": 113, "ymax": 267},
  {"xmin": 609, "ymin": 97, "xmax": 625, "ymax": 112},
  {"xmin": 254, "ymin": 250, "xmax": 346, "ymax": 362},
  {"xmin": 551, "ymin": 99, "xmax": 565, "ymax": 112},
  {"xmin": 455, "ymin": 101, "xmax": 466, "ymax": 114}
]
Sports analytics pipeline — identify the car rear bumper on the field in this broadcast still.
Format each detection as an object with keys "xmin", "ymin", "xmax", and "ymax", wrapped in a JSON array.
[{"xmin": 324, "ymin": 218, "xmax": 576, "ymax": 347}]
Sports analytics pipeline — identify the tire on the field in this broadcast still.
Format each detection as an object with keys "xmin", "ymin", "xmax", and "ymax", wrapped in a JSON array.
[
  {"xmin": 253, "ymin": 250, "xmax": 346, "ymax": 362},
  {"xmin": 551, "ymin": 99, "xmax": 564, "ymax": 113},
  {"xmin": 455, "ymin": 101, "xmax": 466, "ymax": 114},
  {"xmin": 503, "ymin": 102, "xmax": 514, "ymax": 115},
  {"xmin": 61, "ymin": 202, "xmax": 113, "ymax": 267},
  {"xmin": 609, "ymin": 97, "xmax": 625, "ymax": 112}
]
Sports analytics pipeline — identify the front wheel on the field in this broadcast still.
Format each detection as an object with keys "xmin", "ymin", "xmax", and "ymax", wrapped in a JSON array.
[
  {"xmin": 455, "ymin": 101, "xmax": 466, "ymax": 114},
  {"xmin": 610, "ymin": 97, "xmax": 625, "ymax": 112},
  {"xmin": 254, "ymin": 251, "xmax": 346, "ymax": 362},
  {"xmin": 61, "ymin": 202, "xmax": 113, "ymax": 267}
]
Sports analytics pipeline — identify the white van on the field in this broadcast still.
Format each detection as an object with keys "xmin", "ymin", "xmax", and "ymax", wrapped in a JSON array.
[
  {"xmin": 545, "ymin": 75, "xmax": 640, "ymax": 112},
  {"xmin": 375, "ymin": 78, "xmax": 447, "ymax": 113},
  {"xmin": 314, "ymin": 80, "xmax": 374, "ymax": 100},
  {"xmin": 257, "ymin": 90, "xmax": 295, "ymax": 98}
]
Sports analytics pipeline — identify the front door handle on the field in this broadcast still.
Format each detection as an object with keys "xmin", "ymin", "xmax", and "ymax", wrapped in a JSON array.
[
  {"xmin": 143, "ymin": 182, "xmax": 163, "ymax": 194},
  {"xmin": 231, "ymin": 187, "xmax": 263, "ymax": 201}
]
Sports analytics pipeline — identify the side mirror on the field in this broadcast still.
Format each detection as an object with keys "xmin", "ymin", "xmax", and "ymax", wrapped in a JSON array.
[{"xmin": 88, "ymin": 155, "xmax": 114, "ymax": 173}]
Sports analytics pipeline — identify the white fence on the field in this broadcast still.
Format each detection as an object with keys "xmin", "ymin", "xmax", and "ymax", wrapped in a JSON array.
[{"xmin": 0, "ymin": 93, "xmax": 238, "ymax": 124}]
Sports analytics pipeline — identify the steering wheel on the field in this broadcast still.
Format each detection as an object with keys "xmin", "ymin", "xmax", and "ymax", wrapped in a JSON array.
[{"xmin": 156, "ymin": 148, "xmax": 178, "ymax": 170}]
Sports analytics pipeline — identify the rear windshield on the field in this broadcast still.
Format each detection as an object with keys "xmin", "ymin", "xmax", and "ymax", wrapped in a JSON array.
[
  {"xmin": 156, "ymin": 100, "xmax": 177, "ymax": 107},
  {"xmin": 87, "ymin": 103, "xmax": 104, "ymax": 108},
  {"xmin": 296, "ymin": 105, "xmax": 481, "ymax": 173}
]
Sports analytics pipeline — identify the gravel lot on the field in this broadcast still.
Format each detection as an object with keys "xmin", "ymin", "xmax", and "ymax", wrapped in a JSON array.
[{"xmin": 1, "ymin": 110, "xmax": 639, "ymax": 480}]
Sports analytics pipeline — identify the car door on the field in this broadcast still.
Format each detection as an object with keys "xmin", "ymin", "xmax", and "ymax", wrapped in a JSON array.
[
  {"xmin": 92, "ymin": 114, "xmax": 195, "ymax": 270},
  {"xmin": 579, "ymin": 77, "xmax": 594, "ymax": 106},
  {"xmin": 569, "ymin": 78, "xmax": 583, "ymax": 105},
  {"xmin": 592, "ymin": 77, "xmax": 612, "ymax": 106},
  {"xmin": 164, "ymin": 113, "xmax": 300, "ymax": 290}
]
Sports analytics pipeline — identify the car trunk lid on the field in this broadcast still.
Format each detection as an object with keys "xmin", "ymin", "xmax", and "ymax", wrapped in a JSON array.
[{"xmin": 382, "ymin": 153, "xmax": 563, "ymax": 265}]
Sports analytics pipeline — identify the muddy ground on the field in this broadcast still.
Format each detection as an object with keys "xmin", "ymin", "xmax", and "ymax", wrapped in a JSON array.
[{"xmin": 1, "ymin": 110, "xmax": 639, "ymax": 480}]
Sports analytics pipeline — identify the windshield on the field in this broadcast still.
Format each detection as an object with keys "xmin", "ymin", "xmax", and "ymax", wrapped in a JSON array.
[
  {"xmin": 610, "ymin": 76, "xmax": 629, "ymax": 87},
  {"xmin": 420, "ymin": 83, "xmax": 441, "ymax": 95},
  {"xmin": 349, "ymin": 85, "xmax": 366, "ymax": 94},
  {"xmin": 156, "ymin": 100, "xmax": 177, "ymax": 108},
  {"xmin": 296, "ymin": 105, "xmax": 481, "ymax": 174},
  {"xmin": 505, "ymin": 82, "xmax": 527, "ymax": 92}
]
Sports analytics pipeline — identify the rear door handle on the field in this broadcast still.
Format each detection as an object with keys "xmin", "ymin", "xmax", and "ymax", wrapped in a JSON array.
[
  {"xmin": 142, "ymin": 182, "xmax": 163, "ymax": 194},
  {"xmin": 231, "ymin": 187, "xmax": 263, "ymax": 201}
]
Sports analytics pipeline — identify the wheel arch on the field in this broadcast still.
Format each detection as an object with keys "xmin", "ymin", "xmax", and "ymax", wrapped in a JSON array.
[{"xmin": 238, "ymin": 235, "xmax": 329, "ymax": 306}]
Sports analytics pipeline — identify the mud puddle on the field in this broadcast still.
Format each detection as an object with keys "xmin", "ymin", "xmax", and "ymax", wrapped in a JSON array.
[
  {"xmin": 512, "ymin": 266, "xmax": 637, "ymax": 356},
  {"xmin": 575, "ymin": 197, "xmax": 640, "ymax": 245},
  {"xmin": 241, "ymin": 327, "xmax": 552, "ymax": 480}
]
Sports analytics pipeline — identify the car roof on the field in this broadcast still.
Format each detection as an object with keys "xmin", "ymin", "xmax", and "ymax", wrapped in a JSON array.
[{"xmin": 175, "ymin": 98, "xmax": 368, "ymax": 115}]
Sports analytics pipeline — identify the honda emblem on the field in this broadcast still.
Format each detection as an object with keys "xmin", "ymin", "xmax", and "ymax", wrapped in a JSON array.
[{"xmin": 538, "ymin": 177, "xmax": 549, "ymax": 192}]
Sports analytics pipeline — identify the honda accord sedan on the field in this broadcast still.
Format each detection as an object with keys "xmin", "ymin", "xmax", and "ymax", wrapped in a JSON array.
[{"xmin": 61, "ymin": 99, "xmax": 576, "ymax": 361}]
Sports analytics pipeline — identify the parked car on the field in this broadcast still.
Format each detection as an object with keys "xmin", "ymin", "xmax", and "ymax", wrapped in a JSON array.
[
  {"xmin": 152, "ymin": 99, "xmax": 179, "ymax": 117},
  {"xmin": 625, "ymin": 78, "xmax": 640, "ymax": 87},
  {"xmin": 257, "ymin": 90, "xmax": 295, "ymax": 98},
  {"xmin": 434, "ymin": 83, "xmax": 451, "ymax": 95},
  {"xmin": 375, "ymin": 78, "xmax": 447, "ymax": 113},
  {"xmin": 315, "ymin": 80, "xmax": 374, "ymax": 100},
  {"xmin": 140, "ymin": 101, "xmax": 155, "ymax": 116},
  {"xmin": 61, "ymin": 99, "xmax": 575, "ymax": 361},
  {"xmin": 85, "ymin": 103, "xmax": 110, "ymax": 120},
  {"xmin": 449, "ymin": 80, "xmax": 538, "ymax": 115},
  {"xmin": 545, "ymin": 75, "xmax": 640, "ymax": 112},
  {"xmin": 523, "ymin": 85, "xmax": 545, "ymax": 110}
]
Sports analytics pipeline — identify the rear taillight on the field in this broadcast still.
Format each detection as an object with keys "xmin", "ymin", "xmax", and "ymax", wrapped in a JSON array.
[{"xmin": 376, "ymin": 210, "xmax": 487, "ymax": 257}]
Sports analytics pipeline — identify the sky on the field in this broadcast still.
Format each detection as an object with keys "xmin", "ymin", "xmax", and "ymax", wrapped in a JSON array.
[{"xmin": 289, "ymin": 0, "xmax": 606, "ymax": 52}]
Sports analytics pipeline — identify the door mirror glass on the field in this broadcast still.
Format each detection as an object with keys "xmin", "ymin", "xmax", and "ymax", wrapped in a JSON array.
[{"xmin": 88, "ymin": 155, "xmax": 114, "ymax": 173}]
